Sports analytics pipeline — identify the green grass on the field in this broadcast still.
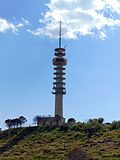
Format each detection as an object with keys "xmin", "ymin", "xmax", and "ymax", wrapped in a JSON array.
[{"xmin": 0, "ymin": 126, "xmax": 120, "ymax": 160}]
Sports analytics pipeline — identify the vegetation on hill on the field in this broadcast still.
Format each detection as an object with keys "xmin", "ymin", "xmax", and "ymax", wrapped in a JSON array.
[
  {"xmin": 5, "ymin": 116, "xmax": 27, "ymax": 129},
  {"xmin": 0, "ymin": 118, "xmax": 120, "ymax": 160}
]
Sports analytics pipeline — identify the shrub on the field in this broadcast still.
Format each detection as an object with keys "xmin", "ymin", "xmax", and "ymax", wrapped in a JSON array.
[
  {"xmin": 59, "ymin": 124, "xmax": 69, "ymax": 132},
  {"xmin": 67, "ymin": 147, "xmax": 88, "ymax": 160},
  {"xmin": 110, "ymin": 121, "xmax": 120, "ymax": 130},
  {"xmin": 68, "ymin": 118, "xmax": 76, "ymax": 125},
  {"xmin": 98, "ymin": 117, "xmax": 104, "ymax": 124},
  {"xmin": 84, "ymin": 120, "xmax": 102, "ymax": 138},
  {"xmin": 70, "ymin": 122, "xmax": 84, "ymax": 131}
]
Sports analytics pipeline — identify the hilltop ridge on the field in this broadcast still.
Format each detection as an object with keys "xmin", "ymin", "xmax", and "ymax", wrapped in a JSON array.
[{"xmin": 0, "ymin": 120, "xmax": 120, "ymax": 160}]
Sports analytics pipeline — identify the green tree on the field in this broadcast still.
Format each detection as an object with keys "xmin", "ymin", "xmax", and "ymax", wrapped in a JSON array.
[
  {"xmin": 110, "ymin": 121, "xmax": 120, "ymax": 130},
  {"xmin": 19, "ymin": 116, "xmax": 27, "ymax": 127},
  {"xmin": 33, "ymin": 115, "xmax": 41, "ymax": 126},
  {"xmin": 84, "ymin": 119, "xmax": 102, "ymax": 138},
  {"xmin": 68, "ymin": 118, "xmax": 76, "ymax": 125},
  {"xmin": 98, "ymin": 117, "xmax": 104, "ymax": 124},
  {"xmin": 5, "ymin": 119, "xmax": 12, "ymax": 129}
]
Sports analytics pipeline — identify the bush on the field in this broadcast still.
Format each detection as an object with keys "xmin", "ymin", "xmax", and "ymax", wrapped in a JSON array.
[
  {"xmin": 110, "ymin": 121, "xmax": 120, "ymax": 130},
  {"xmin": 68, "ymin": 118, "xmax": 76, "ymax": 125},
  {"xmin": 70, "ymin": 122, "xmax": 84, "ymax": 131},
  {"xmin": 84, "ymin": 120, "xmax": 102, "ymax": 138},
  {"xmin": 98, "ymin": 117, "xmax": 104, "ymax": 124},
  {"xmin": 67, "ymin": 147, "xmax": 88, "ymax": 160},
  {"xmin": 59, "ymin": 124, "xmax": 69, "ymax": 132}
]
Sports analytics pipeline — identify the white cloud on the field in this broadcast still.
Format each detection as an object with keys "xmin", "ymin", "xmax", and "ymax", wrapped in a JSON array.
[
  {"xmin": 29, "ymin": 0, "xmax": 120, "ymax": 39},
  {"xmin": 0, "ymin": 18, "xmax": 24, "ymax": 33},
  {"xmin": 21, "ymin": 18, "xmax": 30, "ymax": 25},
  {"xmin": 104, "ymin": 0, "xmax": 120, "ymax": 13}
]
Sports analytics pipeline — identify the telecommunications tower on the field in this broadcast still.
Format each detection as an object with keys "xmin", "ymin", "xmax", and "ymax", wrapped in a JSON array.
[{"xmin": 52, "ymin": 21, "xmax": 67, "ymax": 118}]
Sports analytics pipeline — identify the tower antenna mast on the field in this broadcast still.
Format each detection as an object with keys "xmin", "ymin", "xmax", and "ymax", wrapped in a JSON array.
[
  {"xmin": 52, "ymin": 21, "xmax": 67, "ymax": 118},
  {"xmin": 59, "ymin": 21, "xmax": 62, "ymax": 48}
]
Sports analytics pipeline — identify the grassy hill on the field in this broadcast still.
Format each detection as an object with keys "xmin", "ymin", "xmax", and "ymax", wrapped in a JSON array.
[{"xmin": 0, "ymin": 121, "xmax": 120, "ymax": 160}]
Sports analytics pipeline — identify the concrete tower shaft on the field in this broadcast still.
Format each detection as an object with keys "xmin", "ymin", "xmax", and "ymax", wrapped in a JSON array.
[
  {"xmin": 52, "ymin": 48, "xmax": 67, "ymax": 117},
  {"xmin": 52, "ymin": 21, "xmax": 67, "ymax": 118}
]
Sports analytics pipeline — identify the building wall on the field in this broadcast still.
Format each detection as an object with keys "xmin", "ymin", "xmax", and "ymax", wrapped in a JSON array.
[{"xmin": 38, "ymin": 117, "xmax": 65, "ymax": 127}]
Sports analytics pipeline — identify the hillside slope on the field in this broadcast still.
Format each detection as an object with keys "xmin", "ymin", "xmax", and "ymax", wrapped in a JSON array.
[{"xmin": 0, "ymin": 126, "xmax": 120, "ymax": 160}]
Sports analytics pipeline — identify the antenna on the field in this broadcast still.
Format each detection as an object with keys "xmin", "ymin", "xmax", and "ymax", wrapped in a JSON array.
[
  {"xmin": 64, "ymin": 44, "xmax": 68, "ymax": 49},
  {"xmin": 59, "ymin": 21, "xmax": 62, "ymax": 48}
]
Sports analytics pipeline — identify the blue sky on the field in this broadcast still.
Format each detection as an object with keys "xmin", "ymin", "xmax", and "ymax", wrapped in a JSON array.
[{"xmin": 0, "ymin": 0, "xmax": 120, "ymax": 129}]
